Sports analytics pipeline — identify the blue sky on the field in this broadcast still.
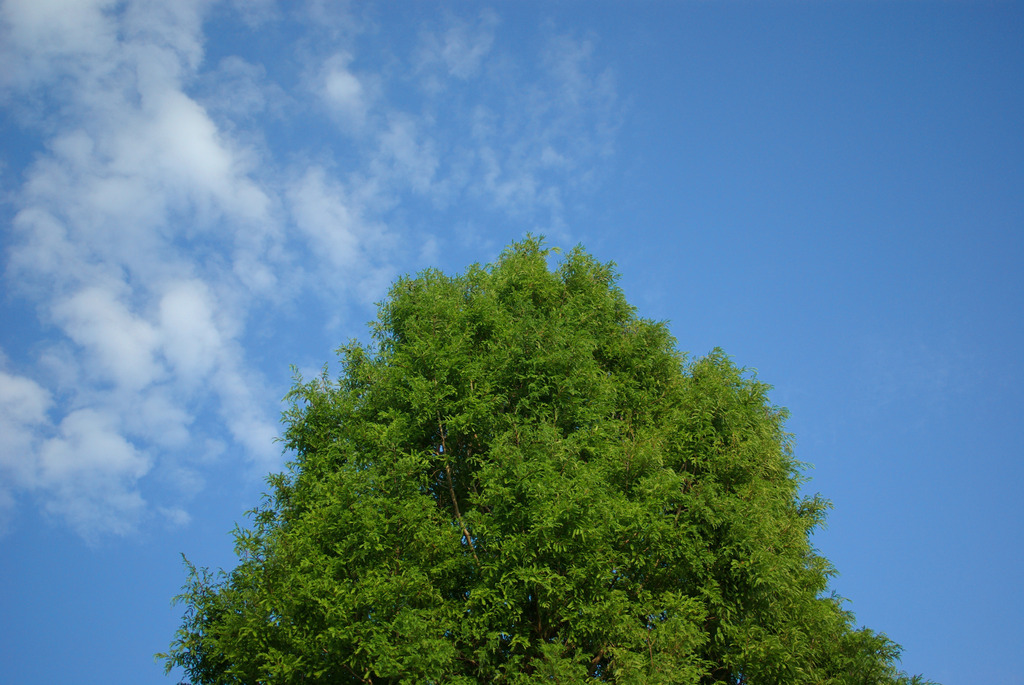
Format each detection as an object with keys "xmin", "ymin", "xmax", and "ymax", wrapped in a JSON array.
[{"xmin": 0, "ymin": 1, "xmax": 1020, "ymax": 683}]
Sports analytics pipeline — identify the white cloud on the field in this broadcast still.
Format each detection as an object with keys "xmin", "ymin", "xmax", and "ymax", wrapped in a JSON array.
[
  {"xmin": 0, "ymin": 369, "xmax": 51, "ymax": 529},
  {"xmin": 416, "ymin": 10, "xmax": 499, "ymax": 83},
  {"xmin": 1, "ymin": 0, "xmax": 282, "ymax": 536},
  {"xmin": 37, "ymin": 408, "xmax": 150, "ymax": 538},
  {"xmin": 158, "ymin": 280, "xmax": 225, "ymax": 385},
  {"xmin": 289, "ymin": 167, "xmax": 364, "ymax": 269},
  {"xmin": 325, "ymin": 67, "xmax": 363, "ymax": 110},
  {"xmin": 159, "ymin": 505, "xmax": 192, "ymax": 527},
  {"xmin": 0, "ymin": 369, "xmax": 52, "ymax": 429},
  {"xmin": 53, "ymin": 286, "xmax": 165, "ymax": 392},
  {"xmin": 319, "ymin": 52, "xmax": 369, "ymax": 130},
  {"xmin": 287, "ymin": 166, "xmax": 398, "ymax": 306},
  {"xmin": 211, "ymin": 362, "xmax": 279, "ymax": 466},
  {"xmin": 0, "ymin": 2, "xmax": 619, "ymax": 538},
  {"xmin": 131, "ymin": 392, "xmax": 193, "ymax": 450},
  {"xmin": 0, "ymin": 369, "xmax": 52, "ymax": 485},
  {"xmin": 40, "ymin": 409, "xmax": 149, "ymax": 481},
  {"xmin": 374, "ymin": 114, "xmax": 439, "ymax": 195},
  {"xmin": 0, "ymin": 0, "xmax": 117, "ymax": 86}
]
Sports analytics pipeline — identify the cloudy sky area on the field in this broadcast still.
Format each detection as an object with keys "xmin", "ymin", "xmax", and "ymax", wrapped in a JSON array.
[
  {"xmin": 0, "ymin": 0, "xmax": 618, "ymax": 536},
  {"xmin": 0, "ymin": 1, "xmax": 1021, "ymax": 684}
]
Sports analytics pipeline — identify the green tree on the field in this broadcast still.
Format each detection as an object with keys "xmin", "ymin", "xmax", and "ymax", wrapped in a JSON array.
[{"xmin": 162, "ymin": 238, "xmax": 934, "ymax": 684}]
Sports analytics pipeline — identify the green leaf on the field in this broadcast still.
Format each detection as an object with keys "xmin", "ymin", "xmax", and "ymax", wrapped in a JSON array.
[{"xmin": 163, "ymin": 238, "xmax": 935, "ymax": 685}]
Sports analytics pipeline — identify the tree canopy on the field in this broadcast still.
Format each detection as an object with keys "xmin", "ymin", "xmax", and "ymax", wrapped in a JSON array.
[{"xmin": 163, "ymin": 238, "xmax": 933, "ymax": 684}]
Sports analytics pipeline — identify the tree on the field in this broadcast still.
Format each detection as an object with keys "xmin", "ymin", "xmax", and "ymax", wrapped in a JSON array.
[{"xmin": 162, "ymin": 238, "xmax": 934, "ymax": 684}]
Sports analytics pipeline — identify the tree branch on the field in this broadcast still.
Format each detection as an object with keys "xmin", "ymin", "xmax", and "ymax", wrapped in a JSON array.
[{"xmin": 438, "ymin": 414, "xmax": 481, "ymax": 569}]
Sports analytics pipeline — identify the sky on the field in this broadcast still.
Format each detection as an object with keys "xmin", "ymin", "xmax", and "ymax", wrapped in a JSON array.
[{"xmin": 0, "ymin": 1, "xmax": 1020, "ymax": 683}]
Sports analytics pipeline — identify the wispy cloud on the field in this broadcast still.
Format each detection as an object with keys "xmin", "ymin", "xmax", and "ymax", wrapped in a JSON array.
[
  {"xmin": 415, "ymin": 9, "xmax": 499, "ymax": 84},
  {"xmin": 0, "ymin": 1, "xmax": 619, "ymax": 538},
  {"xmin": 412, "ymin": 17, "xmax": 619, "ymax": 229}
]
